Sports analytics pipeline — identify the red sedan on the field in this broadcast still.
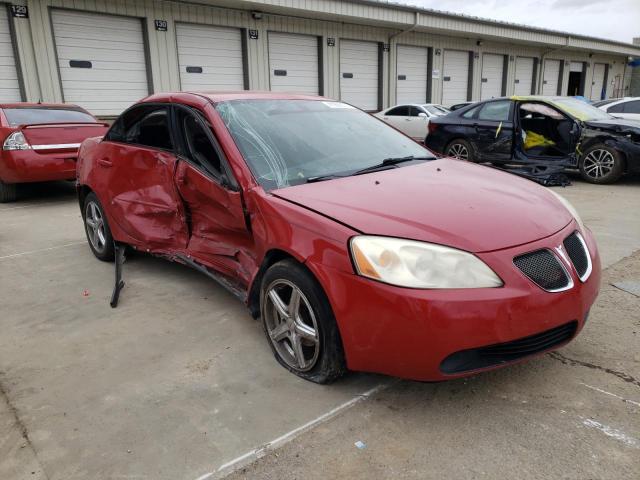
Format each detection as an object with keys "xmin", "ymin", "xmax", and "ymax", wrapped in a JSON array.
[
  {"xmin": 0, "ymin": 103, "xmax": 108, "ymax": 202},
  {"xmin": 76, "ymin": 92, "xmax": 601, "ymax": 383}
]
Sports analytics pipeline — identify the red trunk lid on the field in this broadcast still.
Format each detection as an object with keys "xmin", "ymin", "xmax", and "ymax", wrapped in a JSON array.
[{"xmin": 20, "ymin": 123, "xmax": 109, "ymax": 153}]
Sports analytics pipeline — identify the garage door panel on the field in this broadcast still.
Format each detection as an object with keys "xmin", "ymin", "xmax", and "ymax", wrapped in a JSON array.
[
  {"xmin": 590, "ymin": 63, "xmax": 606, "ymax": 100},
  {"xmin": 514, "ymin": 57, "xmax": 534, "ymax": 95},
  {"xmin": 480, "ymin": 53, "xmax": 504, "ymax": 100},
  {"xmin": 397, "ymin": 45, "xmax": 428, "ymax": 104},
  {"xmin": 52, "ymin": 10, "xmax": 149, "ymax": 116},
  {"xmin": 441, "ymin": 50, "xmax": 469, "ymax": 107},
  {"xmin": 176, "ymin": 23, "xmax": 244, "ymax": 92},
  {"xmin": 0, "ymin": 7, "xmax": 21, "ymax": 102},
  {"xmin": 268, "ymin": 32, "xmax": 319, "ymax": 94},
  {"xmin": 340, "ymin": 39, "xmax": 379, "ymax": 110},
  {"xmin": 542, "ymin": 59, "xmax": 561, "ymax": 96}
]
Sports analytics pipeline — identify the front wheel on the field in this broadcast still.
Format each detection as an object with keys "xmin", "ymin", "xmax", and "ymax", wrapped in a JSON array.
[
  {"xmin": 579, "ymin": 144, "xmax": 624, "ymax": 184},
  {"xmin": 445, "ymin": 139, "xmax": 475, "ymax": 162},
  {"xmin": 83, "ymin": 192, "xmax": 115, "ymax": 261},
  {"xmin": 260, "ymin": 259, "xmax": 346, "ymax": 384}
]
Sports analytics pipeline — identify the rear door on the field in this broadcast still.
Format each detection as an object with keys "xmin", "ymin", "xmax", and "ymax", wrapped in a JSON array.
[
  {"xmin": 470, "ymin": 100, "xmax": 513, "ymax": 162},
  {"xmin": 171, "ymin": 105, "xmax": 253, "ymax": 285},
  {"xmin": 97, "ymin": 104, "xmax": 188, "ymax": 249},
  {"xmin": 380, "ymin": 105, "xmax": 411, "ymax": 134}
]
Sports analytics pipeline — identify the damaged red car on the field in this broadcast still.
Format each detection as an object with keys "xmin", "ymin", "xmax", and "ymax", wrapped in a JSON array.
[
  {"xmin": 0, "ymin": 103, "xmax": 108, "ymax": 202},
  {"xmin": 77, "ymin": 92, "xmax": 601, "ymax": 383}
]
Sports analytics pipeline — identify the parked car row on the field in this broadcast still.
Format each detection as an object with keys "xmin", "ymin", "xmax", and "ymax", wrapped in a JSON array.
[
  {"xmin": 419, "ymin": 96, "xmax": 639, "ymax": 184},
  {"xmin": 74, "ymin": 91, "xmax": 600, "ymax": 384}
]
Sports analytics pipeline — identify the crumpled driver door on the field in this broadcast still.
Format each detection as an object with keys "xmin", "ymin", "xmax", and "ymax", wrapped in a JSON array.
[{"xmin": 172, "ymin": 105, "xmax": 254, "ymax": 286}]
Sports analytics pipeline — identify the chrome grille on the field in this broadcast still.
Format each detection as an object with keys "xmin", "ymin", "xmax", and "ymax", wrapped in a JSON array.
[
  {"xmin": 563, "ymin": 231, "xmax": 591, "ymax": 281},
  {"xmin": 514, "ymin": 249, "xmax": 571, "ymax": 292}
]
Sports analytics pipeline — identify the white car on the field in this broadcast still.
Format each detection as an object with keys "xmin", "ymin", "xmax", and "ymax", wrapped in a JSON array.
[
  {"xmin": 594, "ymin": 97, "xmax": 640, "ymax": 121},
  {"xmin": 374, "ymin": 103, "xmax": 450, "ymax": 142}
]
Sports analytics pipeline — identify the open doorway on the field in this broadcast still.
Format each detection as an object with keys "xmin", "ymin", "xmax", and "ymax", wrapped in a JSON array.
[
  {"xmin": 566, "ymin": 62, "xmax": 585, "ymax": 96},
  {"xmin": 516, "ymin": 102, "xmax": 575, "ymax": 159}
]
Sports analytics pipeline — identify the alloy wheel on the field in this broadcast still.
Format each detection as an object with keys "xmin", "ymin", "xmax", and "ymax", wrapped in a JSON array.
[
  {"xmin": 448, "ymin": 143, "xmax": 469, "ymax": 160},
  {"xmin": 263, "ymin": 279, "xmax": 320, "ymax": 372},
  {"xmin": 583, "ymin": 149, "xmax": 615, "ymax": 179},
  {"xmin": 85, "ymin": 200, "xmax": 107, "ymax": 254}
]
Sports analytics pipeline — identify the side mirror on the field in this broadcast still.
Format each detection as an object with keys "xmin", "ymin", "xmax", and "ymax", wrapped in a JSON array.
[{"xmin": 418, "ymin": 112, "xmax": 428, "ymax": 118}]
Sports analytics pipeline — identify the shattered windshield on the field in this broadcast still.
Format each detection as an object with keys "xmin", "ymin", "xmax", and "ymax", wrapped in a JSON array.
[
  {"xmin": 550, "ymin": 97, "xmax": 613, "ymax": 122},
  {"xmin": 216, "ymin": 99, "xmax": 434, "ymax": 190}
]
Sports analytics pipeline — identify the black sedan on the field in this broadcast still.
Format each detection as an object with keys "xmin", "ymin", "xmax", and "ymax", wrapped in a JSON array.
[{"xmin": 425, "ymin": 96, "xmax": 640, "ymax": 184}]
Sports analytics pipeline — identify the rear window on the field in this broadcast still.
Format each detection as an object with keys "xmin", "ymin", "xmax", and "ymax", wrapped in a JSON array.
[{"xmin": 3, "ymin": 108, "xmax": 95, "ymax": 126}]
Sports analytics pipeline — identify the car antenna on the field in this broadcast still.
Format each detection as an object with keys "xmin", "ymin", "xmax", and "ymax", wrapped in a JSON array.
[{"xmin": 110, "ymin": 242, "xmax": 126, "ymax": 308}]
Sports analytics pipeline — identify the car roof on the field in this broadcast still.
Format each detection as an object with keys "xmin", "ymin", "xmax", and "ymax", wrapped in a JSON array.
[
  {"xmin": 142, "ymin": 91, "xmax": 332, "ymax": 105},
  {"xmin": 0, "ymin": 102, "xmax": 87, "ymax": 109}
]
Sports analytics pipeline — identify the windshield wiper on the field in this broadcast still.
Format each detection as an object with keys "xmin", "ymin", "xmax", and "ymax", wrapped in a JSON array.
[
  {"xmin": 352, "ymin": 155, "xmax": 432, "ymax": 176},
  {"xmin": 305, "ymin": 174, "xmax": 347, "ymax": 183}
]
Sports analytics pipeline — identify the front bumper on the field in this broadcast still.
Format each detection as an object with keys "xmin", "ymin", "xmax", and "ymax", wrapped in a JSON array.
[
  {"xmin": 310, "ymin": 221, "xmax": 601, "ymax": 381},
  {"xmin": 0, "ymin": 149, "xmax": 77, "ymax": 184}
]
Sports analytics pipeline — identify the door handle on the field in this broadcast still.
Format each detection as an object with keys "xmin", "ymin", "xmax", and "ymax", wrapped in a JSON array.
[
  {"xmin": 405, "ymin": 118, "xmax": 412, "ymax": 121},
  {"xmin": 97, "ymin": 158, "xmax": 113, "ymax": 167}
]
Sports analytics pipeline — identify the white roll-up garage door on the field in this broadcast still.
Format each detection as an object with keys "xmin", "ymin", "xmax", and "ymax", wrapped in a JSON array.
[
  {"xmin": 340, "ymin": 39, "xmax": 379, "ymax": 111},
  {"xmin": 590, "ymin": 63, "xmax": 606, "ymax": 101},
  {"xmin": 441, "ymin": 50, "xmax": 469, "ymax": 107},
  {"xmin": 51, "ymin": 10, "xmax": 149, "ymax": 116},
  {"xmin": 0, "ymin": 7, "xmax": 21, "ymax": 102},
  {"xmin": 480, "ymin": 53, "xmax": 504, "ymax": 100},
  {"xmin": 514, "ymin": 57, "xmax": 534, "ymax": 95},
  {"xmin": 396, "ymin": 45, "xmax": 428, "ymax": 104},
  {"xmin": 542, "ymin": 59, "xmax": 561, "ymax": 96},
  {"xmin": 268, "ymin": 32, "xmax": 319, "ymax": 95},
  {"xmin": 177, "ymin": 24, "xmax": 244, "ymax": 92}
]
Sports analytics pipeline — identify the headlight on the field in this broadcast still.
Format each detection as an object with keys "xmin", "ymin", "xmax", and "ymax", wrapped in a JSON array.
[
  {"xmin": 350, "ymin": 236, "xmax": 503, "ymax": 289},
  {"xmin": 548, "ymin": 189, "xmax": 584, "ymax": 231}
]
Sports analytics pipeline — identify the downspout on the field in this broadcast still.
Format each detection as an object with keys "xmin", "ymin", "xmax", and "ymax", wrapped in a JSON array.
[
  {"xmin": 537, "ymin": 35, "xmax": 570, "ymax": 94},
  {"xmin": 387, "ymin": 11, "xmax": 420, "ymax": 106}
]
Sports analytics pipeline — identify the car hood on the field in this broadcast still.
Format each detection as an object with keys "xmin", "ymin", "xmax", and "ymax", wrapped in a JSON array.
[
  {"xmin": 584, "ymin": 118, "xmax": 640, "ymax": 134},
  {"xmin": 272, "ymin": 159, "xmax": 573, "ymax": 253}
]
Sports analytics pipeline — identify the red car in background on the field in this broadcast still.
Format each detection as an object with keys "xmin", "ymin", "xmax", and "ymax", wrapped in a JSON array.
[
  {"xmin": 76, "ymin": 92, "xmax": 600, "ymax": 384},
  {"xmin": 0, "ymin": 103, "xmax": 108, "ymax": 202}
]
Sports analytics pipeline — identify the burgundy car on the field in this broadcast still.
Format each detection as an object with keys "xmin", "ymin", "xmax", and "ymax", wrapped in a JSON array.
[
  {"xmin": 0, "ymin": 103, "xmax": 108, "ymax": 202},
  {"xmin": 76, "ymin": 92, "xmax": 600, "ymax": 383}
]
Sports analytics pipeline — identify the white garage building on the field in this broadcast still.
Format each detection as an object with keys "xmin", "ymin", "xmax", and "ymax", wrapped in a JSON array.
[{"xmin": 2, "ymin": 0, "xmax": 638, "ymax": 117}]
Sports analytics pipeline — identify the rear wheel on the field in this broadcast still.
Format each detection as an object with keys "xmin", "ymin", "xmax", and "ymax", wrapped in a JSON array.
[
  {"xmin": 260, "ymin": 259, "xmax": 346, "ymax": 384},
  {"xmin": 445, "ymin": 139, "xmax": 475, "ymax": 162},
  {"xmin": 0, "ymin": 181, "xmax": 17, "ymax": 203},
  {"xmin": 83, "ymin": 192, "xmax": 114, "ymax": 261},
  {"xmin": 579, "ymin": 144, "xmax": 624, "ymax": 184}
]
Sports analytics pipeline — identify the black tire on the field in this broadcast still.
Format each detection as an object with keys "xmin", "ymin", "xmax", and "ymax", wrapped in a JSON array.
[
  {"xmin": 260, "ymin": 259, "xmax": 346, "ymax": 384},
  {"xmin": 445, "ymin": 138, "xmax": 476, "ymax": 162},
  {"xmin": 82, "ymin": 192, "xmax": 115, "ymax": 261},
  {"xmin": 579, "ymin": 144, "xmax": 624, "ymax": 184},
  {"xmin": 0, "ymin": 181, "xmax": 17, "ymax": 203}
]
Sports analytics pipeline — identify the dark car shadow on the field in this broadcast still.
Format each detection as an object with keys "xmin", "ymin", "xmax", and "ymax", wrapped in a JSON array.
[{"xmin": 13, "ymin": 180, "xmax": 77, "ymax": 203}]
